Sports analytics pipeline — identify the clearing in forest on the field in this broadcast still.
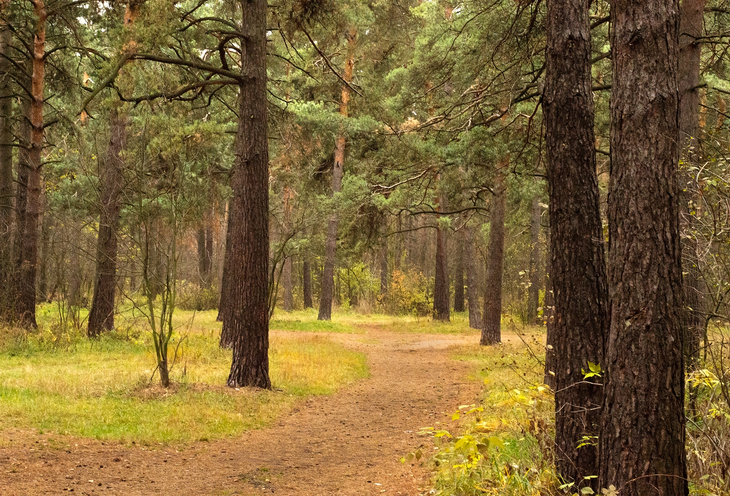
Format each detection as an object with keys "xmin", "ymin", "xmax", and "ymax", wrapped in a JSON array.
[{"xmin": 0, "ymin": 312, "xmax": 500, "ymax": 495}]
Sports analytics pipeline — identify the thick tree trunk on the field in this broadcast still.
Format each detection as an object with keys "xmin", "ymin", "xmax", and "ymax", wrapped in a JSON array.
[
  {"xmin": 599, "ymin": 1, "xmax": 688, "ymax": 494},
  {"xmin": 15, "ymin": 3, "xmax": 46, "ymax": 327},
  {"xmin": 543, "ymin": 0, "xmax": 609, "ymax": 488},
  {"xmin": 225, "ymin": 0, "xmax": 271, "ymax": 389},
  {"xmin": 481, "ymin": 169, "xmax": 506, "ymax": 345},
  {"xmin": 526, "ymin": 196, "xmax": 541, "ymax": 324},
  {"xmin": 302, "ymin": 257, "xmax": 313, "ymax": 309},
  {"xmin": 11, "ymin": 113, "xmax": 30, "ymax": 319},
  {"xmin": 465, "ymin": 225, "xmax": 482, "ymax": 329},
  {"xmin": 0, "ymin": 15, "xmax": 12, "ymax": 315},
  {"xmin": 453, "ymin": 233, "xmax": 465, "ymax": 312},
  {"xmin": 433, "ymin": 189, "xmax": 450, "ymax": 321},
  {"xmin": 38, "ymin": 200, "xmax": 50, "ymax": 303},
  {"xmin": 679, "ymin": 0, "xmax": 705, "ymax": 376},
  {"xmin": 88, "ymin": 107, "xmax": 126, "ymax": 337},
  {"xmin": 318, "ymin": 29, "xmax": 355, "ymax": 321}
]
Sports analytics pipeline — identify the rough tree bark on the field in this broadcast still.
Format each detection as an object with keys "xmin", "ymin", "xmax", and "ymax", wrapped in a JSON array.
[
  {"xmin": 225, "ymin": 0, "xmax": 271, "ymax": 389},
  {"xmin": 88, "ymin": 107, "xmax": 126, "ymax": 337},
  {"xmin": 679, "ymin": 0, "xmax": 705, "ymax": 375},
  {"xmin": 453, "ymin": 233, "xmax": 465, "ymax": 312},
  {"xmin": 526, "ymin": 196, "xmax": 541, "ymax": 323},
  {"xmin": 15, "ymin": 1, "xmax": 46, "ymax": 327},
  {"xmin": 218, "ymin": 200, "xmax": 232, "ymax": 328},
  {"xmin": 599, "ymin": 0, "xmax": 688, "ymax": 493},
  {"xmin": 543, "ymin": 0, "xmax": 609, "ymax": 488},
  {"xmin": 318, "ymin": 29, "xmax": 355, "ymax": 321},
  {"xmin": 465, "ymin": 225, "xmax": 482, "ymax": 329},
  {"xmin": 481, "ymin": 167, "xmax": 506, "ymax": 345},
  {"xmin": 433, "ymin": 189, "xmax": 450, "ymax": 322}
]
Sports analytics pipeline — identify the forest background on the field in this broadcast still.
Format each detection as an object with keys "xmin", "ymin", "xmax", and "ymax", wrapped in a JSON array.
[{"xmin": 0, "ymin": 0, "xmax": 729, "ymax": 495}]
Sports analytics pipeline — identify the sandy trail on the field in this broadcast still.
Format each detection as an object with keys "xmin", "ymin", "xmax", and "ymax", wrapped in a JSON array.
[{"xmin": 0, "ymin": 327, "xmax": 482, "ymax": 495}]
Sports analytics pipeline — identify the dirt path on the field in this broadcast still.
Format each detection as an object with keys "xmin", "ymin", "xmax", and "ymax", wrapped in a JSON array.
[{"xmin": 0, "ymin": 326, "xmax": 482, "ymax": 495}]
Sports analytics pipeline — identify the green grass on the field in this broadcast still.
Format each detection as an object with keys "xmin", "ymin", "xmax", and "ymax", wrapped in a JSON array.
[{"xmin": 0, "ymin": 306, "xmax": 368, "ymax": 445}]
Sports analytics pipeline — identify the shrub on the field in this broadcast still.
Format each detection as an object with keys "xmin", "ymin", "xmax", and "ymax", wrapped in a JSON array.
[{"xmin": 176, "ymin": 281, "xmax": 219, "ymax": 311}]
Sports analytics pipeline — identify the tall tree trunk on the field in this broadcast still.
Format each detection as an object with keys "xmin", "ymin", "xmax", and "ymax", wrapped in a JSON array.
[
  {"xmin": 0, "ymin": 12, "xmax": 12, "ymax": 316},
  {"xmin": 282, "ymin": 256, "xmax": 293, "ymax": 311},
  {"xmin": 526, "ymin": 195, "xmax": 541, "ymax": 324},
  {"xmin": 599, "ymin": 1, "xmax": 688, "ymax": 493},
  {"xmin": 225, "ymin": 0, "xmax": 271, "ymax": 389},
  {"xmin": 88, "ymin": 107, "xmax": 126, "ymax": 337},
  {"xmin": 318, "ymin": 29, "xmax": 356, "ymax": 321},
  {"xmin": 433, "ymin": 190, "xmax": 450, "ymax": 321},
  {"xmin": 11, "ymin": 112, "xmax": 30, "ymax": 320},
  {"xmin": 15, "ymin": 2, "xmax": 46, "ymax": 327},
  {"xmin": 543, "ymin": 0, "xmax": 609, "ymax": 488},
  {"xmin": 218, "ymin": 200, "xmax": 232, "ymax": 326},
  {"xmin": 453, "ymin": 233, "xmax": 465, "ymax": 312},
  {"xmin": 197, "ymin": 220, "xmax": 213, "ymax": 288},
  {"xmin": 481, "ymin": 168, "xmax": 506, "ymax": 345},
  {"xmin": 543, "ymin": 244, "xmax": 557, "ymax": 390},
  {"xmin": 465, "ymin": 225, "xmax": 482, "ymax": 329},
  {"xmin": 38, "ymin": 197, "xmax": 50, "ymax": 303},
  {"xmin": 679, "ymin": 0, "xmax": 705, "ymax": 377},
  {"xmin": 302, "ymin": 258, "xmax": 313, "ymax": 308}
]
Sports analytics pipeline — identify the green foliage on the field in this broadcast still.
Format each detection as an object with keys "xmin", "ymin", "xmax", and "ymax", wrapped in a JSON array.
[{"xmin": 379, "ymin": 269, "xmax": 431, "ymax": 316}]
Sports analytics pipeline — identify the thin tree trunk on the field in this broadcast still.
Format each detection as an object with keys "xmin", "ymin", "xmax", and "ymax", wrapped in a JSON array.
[
  {"xmin": 433, "ymin": 190, "xmax": 450, "ymax": 321},
  {"xmin": 379, "ymin": 242, "xmax": 388, "ymax": 296},
  {"xmin": 282, "ymin": 256, "xmax": 293, "ymax": 311},
  {"xmin": 15, "ymin": 3, "xmax": 46, "ymax": 327},
  {"xmin": 481, "ymin": 168, "xmax": 506, "ymax": 345},
  {"xmin": 543, "ymin": 0, "xmax": 609, "ymax": 487},
  {"xmin": 11, "ymin": 111, "xmax": 30, "ymax": 320},
  {"xmin": 453, "ymin": 233, "xmax": 465, "ymax": 312},
  {"xmin": 318, "ymin": 29, "xmax": 356, "ymax": 321},
  {"xmin": 197, "ymin": 220, "xmax": 213, "ymax": 288},
  {"xmin": 302, "ymin": 258, "xmax": 313, "ymax": 308},
  {"xmin": 599, "ymin": 1, "xmax": 688, "ymax": 493},
  {"xmin": 218, "ymin": 199, "xmax": 232, "ymax": 326},
  {"xmin": 526, "ymin": 196, "xmax": 541, "ymax": 324},
  {"xmin": 465, "ymin": 225, "xmax": 482, "ymax": 329},
  {"xmin": 88, "ymin": 107, "xmax": 125, "ymax": 337},
  {"xmin": 225, "ymin": 0, "xmax": 271, "ymax": 389}
]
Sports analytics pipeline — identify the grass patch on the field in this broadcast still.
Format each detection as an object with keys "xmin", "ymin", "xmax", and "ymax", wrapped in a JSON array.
[{"xmin": 0, "ymin": 309, "xmax": 367, "ymax": 445}]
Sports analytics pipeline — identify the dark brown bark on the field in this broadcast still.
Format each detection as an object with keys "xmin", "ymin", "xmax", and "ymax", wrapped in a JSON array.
[
  {"xmin": 38, "ymin": 199, "xmax": 50, "ymax": 303},
  {"xmin": 318, "ymin": 29, "xmax": 355, "ymax": 321},
  {"xmin": 465, "ymin": 225, "xmax": 482, "ymax": 329},
  {"xmin": 543, "ymin": 0, "xmax": 609, "ymax": 488},
  {"xmin": 11, "ymin": 112, "xmax": 30, "ymax": 319},
  {"xmin": 526, "ymin": 196, "xmax": 541, "ymax": 324},
  {"xmin": 599, "ymin": 1, "xmax": 688, "ymax": 494},
  {"xmin": 88, "ymin": 107, "xmax": 126, "ymax": 337},
  {"xmin": 543, "ymin": 260, "xmax": 557, "ymax": 390},
  {"xmin": 453, "ymin": 233, "xmax": 465, "ymax": 312},
  {"xmin": 15, "ymin": 2, "xmax": 46, "ymax": 327},
  {"xmin": 302, "ymin": 258, "xmax": 313, "ymax": 308},
  {"xmin": 0, "ymin": 13, "xmax": 12, "ymax": 313},
  {"xmin": 679, "ymin": 0, "xmax": 705, "ymax": 375},
  {"xmin": 282, "ymin": 256, "xmax": 293, "ymax": 311},
  {"xmin": 225, "ymin": 0, "xmax": 271, "ymax": 389},
  {"xmin": 481, "ymin": 169, "xmax": 506, "ymax": 345},
  {"xmin": 433, "ymin": 190, "xmax": 450, "ymax": 321}
]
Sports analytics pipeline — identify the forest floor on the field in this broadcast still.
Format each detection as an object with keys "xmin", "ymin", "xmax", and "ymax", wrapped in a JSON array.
[{"xmin": 0, "ymin": 323, "xmax": 495, "ymax": 496}]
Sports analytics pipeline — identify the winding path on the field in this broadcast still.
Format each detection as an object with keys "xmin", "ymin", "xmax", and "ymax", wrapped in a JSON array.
[{"xmin": 1, "ymin": 326, "xmax": 481, "ymax": 495}]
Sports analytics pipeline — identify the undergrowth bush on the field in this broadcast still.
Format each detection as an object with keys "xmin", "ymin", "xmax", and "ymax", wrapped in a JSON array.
[
  {"xmin": 379, "ymin": 269, "xmax": 431, "ymax": 316},
  {"xmin": 176, "ymin": 280, "xmax": 219, "ymax": 311}
]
